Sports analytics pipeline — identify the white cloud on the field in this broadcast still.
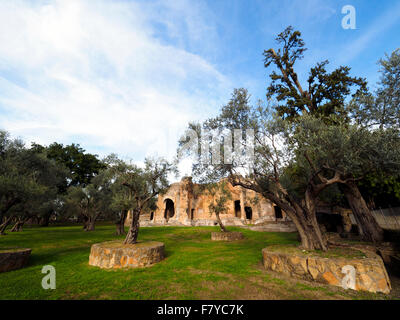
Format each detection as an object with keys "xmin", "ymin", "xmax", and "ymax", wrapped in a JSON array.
[{"xmin": 0, "ymin": 0, "xmax": 231, "ymax": 177}]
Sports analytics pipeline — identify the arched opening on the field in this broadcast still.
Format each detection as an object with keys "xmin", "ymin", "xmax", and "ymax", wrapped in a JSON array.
[
  {"xmin": 234, "ymin": 200, "xmax": 241, "ymax": 217},
  {"xmin": 274, "ymin": 206, "xmax": 283, "ymax": 220},
  {"xmin": 191, "ymin": 209, "xmax": 195, "ymax": 220},
  {"xmin": 245, "ymin": 207, "xmax": 252, "ymax": 220},
  {"xmin": 164, "ymin": 199, "xmax": 175, "ymax": 220},
  {"xmin": 150, "ymin": 212, "xmax": 154, "ymax": 221},
  {"xmin": 316, "ymin": 212, "xmax": 343, "ymax": 233}
]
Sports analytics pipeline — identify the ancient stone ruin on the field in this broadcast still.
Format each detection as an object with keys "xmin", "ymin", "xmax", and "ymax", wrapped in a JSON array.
[{"xmin": 125, "ymin": 177, "xmax": 290, "ymax": 228}]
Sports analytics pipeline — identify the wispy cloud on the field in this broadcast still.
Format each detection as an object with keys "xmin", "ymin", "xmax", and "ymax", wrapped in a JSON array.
[
  {"xmin": 1, "ymin": 0, "xmax": 399, "ymax": 181},
  {"xmin": 0, "ymin": 0, "xmax": 231, "ymax": 164}
]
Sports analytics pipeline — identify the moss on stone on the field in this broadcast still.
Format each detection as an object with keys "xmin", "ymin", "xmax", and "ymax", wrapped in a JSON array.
[
  {"xmin": 97, "ymin": 240, "xmax": 164, "ymax": 249},
  {"xmin": 266, "ymin": 244, "xmax": 366, "ymax": 259}
]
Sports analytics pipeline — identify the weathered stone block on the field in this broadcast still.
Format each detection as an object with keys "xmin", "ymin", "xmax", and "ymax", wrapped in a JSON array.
[
  {"xmin": 211, "ymin": 231, "xmax": 244, "ymax": 241},
  {"xmin": 89, "ymin": 241, "xmax": 165, "ymax": 269},
  {"xmin": 262, "ymin": 247, "xmax": 391, "ymax": 294},
  {"xmin": 0, "ymin": 248, "xmax": 31, "ymax": 273}
]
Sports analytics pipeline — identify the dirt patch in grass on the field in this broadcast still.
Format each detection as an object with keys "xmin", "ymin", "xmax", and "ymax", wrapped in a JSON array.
[{"xmin": 151, "ymin": 282, "xmax": 188, "ymax": 299}]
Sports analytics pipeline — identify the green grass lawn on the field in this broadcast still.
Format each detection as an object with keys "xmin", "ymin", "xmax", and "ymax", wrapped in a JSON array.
[{"xmin": 0, "ymin": 224, "xmax": 398, "ymax": 300}]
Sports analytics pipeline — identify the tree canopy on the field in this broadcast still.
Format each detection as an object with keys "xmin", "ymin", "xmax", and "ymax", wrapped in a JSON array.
[{"xmin": 264, "ymin": 26, "xmax": 367, "ymax": 120}]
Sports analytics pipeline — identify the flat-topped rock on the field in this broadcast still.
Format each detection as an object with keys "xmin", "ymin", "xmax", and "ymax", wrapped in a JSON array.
[
  {"xmin": 211, "ymin": 231, "xmax": 244, "ymax": 241},
  {"xmin": 0, "ymin": 248, "xmax": 31, "ymax": 273},
  {"xmin": 89, "ymin": 241, "xmax": 165, "ymax": 269},
  {"xmin": 262, "ymin": 245, "xmax": 391, "ymax": 294},
  {"xmin": 250, "ymin": 222, "xmax": 297, "ymax": 232}
]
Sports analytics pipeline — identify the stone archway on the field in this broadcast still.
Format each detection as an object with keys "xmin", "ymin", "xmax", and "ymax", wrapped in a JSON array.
[
  {"xmin": 164, "ymin": 199, "xmax": 175, "ymax": 221},
  {"xmin": 234, "ymin": 200, "xmax": 241, "ymax": 218},
  {"xmin": 274, "ymin": 206, "xmax": 283, "ymax": 220},
  {"xmin": 245, "ymin": 207, "xmax": 252, "ymax": 220}
]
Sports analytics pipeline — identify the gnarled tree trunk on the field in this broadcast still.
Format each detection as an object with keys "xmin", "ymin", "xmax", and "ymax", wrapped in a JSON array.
[
  {"xmin": 10, "ymin": 217, "xmax": 26, "ymax": 232},
  {"xmin": 39, "ymin": 212, "xmax": 52, "ymax": 227},
  {"xmin": 287, "ymin": 206, "xmax": 328, "ymax": 251},
  {"xmin": 124, "ymin": 208, "xmax": 140, "ymax": 244},
  {"xmin": 341, "ymin": 181, "xmax": 384, "ymax": 243},
  {"xmin": 0, "ymin": 199, "xmax": 21, "ymax": 234},
  {"xmin": 82, "ymin": 215, "xmax": 89, "ymax": 230},
  {"xmin": 215, "ymin": 212, "xmax": 228, "ymax": 232},
  {"xmin": 87, "ymin": 219, "xmax": 96, "ymax": 231},
  {"xmin": 0, "ymin": 216, "xmax": 13, "ymax": 235},
  {"xmin": 115, "ymin": 210, "xmax": 128, "ymax": 235},
  {"xmin": 230, "ymin": 176, "xmax": 328, "ymax": 251},
  {"xmin": 83, "ymin": 215, "xmax": 97, "ymax": 231}
]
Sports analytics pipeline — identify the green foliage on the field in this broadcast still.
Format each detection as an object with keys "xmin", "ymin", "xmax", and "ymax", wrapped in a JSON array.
[
  {"xmin": 349, "ymin": 49, "xmax": 400, "ymax": 129},
  {"xmin": 179, "ymin": 88, "xmax": 255, "ymax": 185},
  {"xmin": 346, "ymin": 49, "xmax": 400, "ymax": 207},
  {"xmin": 0, "ymin": 131, "xmax": 69, "ymax": 225},
  {"xmin": 120, "ymin": 157, "xmax": 176, "ymax": 210},
  {"xmin": 264, "ymin": 26, "xmax": 367, "ymax": 121},
  {"xmin": 32, "ymin": 142, "xmax": 106, "ymax": 187},
  {"xmin": 289, "ymin": 114, "xmax": 400, "ymax": 182},
  {"xmin": 358, "ymin": 173, "xmax": 400, "ymax": 208},
  {"xmin": 62, "ymin": 167, "xmax": 114, "ymax": 227},
  {"xmin": 204, "ymin": 181, "xmax": 232, "ymax": 217},
  {"xmin": 204, "ymin": 88, "xmax": 254, "ymax": 131},
  {"xmin": 120, "ymin": 157, "xmax": 177, "ymax": 242}
]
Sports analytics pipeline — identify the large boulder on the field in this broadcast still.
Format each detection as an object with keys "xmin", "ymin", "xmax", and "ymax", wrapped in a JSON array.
[
  {"xmin": 262, "ymin": 245, "xmax": 391, "ymax": 294},
  {"xmin": 89, "ymin": 241, "xmax": 165, "ymax": 269}
]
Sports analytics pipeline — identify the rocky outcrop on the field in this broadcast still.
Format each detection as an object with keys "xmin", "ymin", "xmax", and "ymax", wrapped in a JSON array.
[
  {"xmin": 0, "ymin": 248, "xmax": 31, "ymax": 273},
  {"xmin": 262, "ymin": 246, "xmax": 391, "ymax": 294},
  {"xmin": 89, "ymin": 241, "xmax": 165, "ymax": 269},
  {"xmin": 211, "ymin": 231, "xmax": 244, "ymax": 241}
]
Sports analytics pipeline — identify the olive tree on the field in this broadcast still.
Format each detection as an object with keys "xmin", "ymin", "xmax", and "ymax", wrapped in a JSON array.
[
  {"xmin": 203, "ymin": 181, "xmax": 232, "ymax": 233},
  {"xmin": 63, "ymin": 168, "xmax": 113, "ymax": 231},
  {"xmin": 290, "ymin": 115, "xmax": 400, "ymax": 242},
  {"xmin": 179, "ymin": 90, "xmax": 333, "ymax": 250},
  {"xmin": 122, "ymin": 158, "xmax": 176, "ymax": 244},
  {"xmin": 347, "ymin": 49, "xmax": 400, "ymax": 210},
  {"xmin": 349, "ymin": 49, "xmax": 400, "ymax": 130},
  {"xmin": 262, "ymin": 26, "xmax": 390, "ymax": 242},
  {"xmin": 0, "ymin": 131, "xmax": 67, "ymax": 234}
]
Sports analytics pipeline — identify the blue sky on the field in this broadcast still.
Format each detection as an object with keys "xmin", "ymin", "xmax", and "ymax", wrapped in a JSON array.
[{"xmin": 0, "ymin": 0, "xmax": 399, "ymax": 178}]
